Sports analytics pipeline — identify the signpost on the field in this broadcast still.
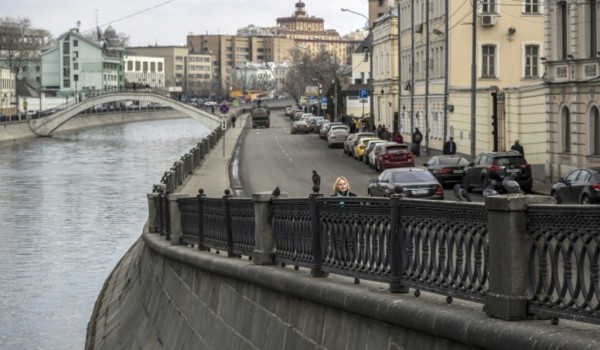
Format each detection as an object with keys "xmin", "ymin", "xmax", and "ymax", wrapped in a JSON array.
[
  {"xmin": 359, "ymin": 89, "xmax": 369, "ymax": 119},
  {"xmin": 220, "ymin": 103, "xmax": 229, "ymax": 157}
]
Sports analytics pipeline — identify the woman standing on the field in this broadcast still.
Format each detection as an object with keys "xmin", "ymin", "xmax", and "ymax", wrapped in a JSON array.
[{"xmin": 332, "ymin": 176, "xmax": 357, "ymax": 197}]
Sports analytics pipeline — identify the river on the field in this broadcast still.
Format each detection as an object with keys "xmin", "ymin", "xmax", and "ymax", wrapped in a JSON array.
[{"xmin": 0, "ymin": 118, "xmax": 210, "ymax": 350}]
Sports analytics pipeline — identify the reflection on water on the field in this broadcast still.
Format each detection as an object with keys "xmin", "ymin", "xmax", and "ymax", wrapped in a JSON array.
[{"xmin": 0, "ymin": 118, "xmax": 209, "ymax": 350}]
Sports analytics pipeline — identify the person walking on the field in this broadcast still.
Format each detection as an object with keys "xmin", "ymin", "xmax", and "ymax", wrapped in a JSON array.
[
  {"xmin": 231, "ymin": 115, "xmax": 237, "ymax": 128},
  {"xmin": 443, "ymin": 137, "xmax": 457, "ymax": 155},
  {"xmin": 412, "ymin": 128, "xmax": 423, "ymax": 156},
  {"xmin": 332, "ymin": 176, "xmax": 357, "ymax": 197},
  {"xmin": 393, "ymin": 132, "xmax": 404, "ymax": 144},
  {"xmin": 511, "ymin": 140, "xmax": 524, "ymax": 155}
]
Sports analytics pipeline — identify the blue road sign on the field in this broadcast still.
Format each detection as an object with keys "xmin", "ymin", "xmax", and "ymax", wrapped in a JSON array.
[
  {"xmin": 359, "ymin": 89, "xmax": 369, "ymax": 98},
  {"xmin": 321, "ymin": 96, "xmax": 328, "ymax": 104},
  {"xmin": 219, "ymin": 103, "xmax": 229, "ymax": 114}
]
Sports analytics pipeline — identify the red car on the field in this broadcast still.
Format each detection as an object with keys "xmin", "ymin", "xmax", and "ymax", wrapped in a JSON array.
[{"xmin": 373, "ymin": 142, "xmax": 414, "ymax": 171}]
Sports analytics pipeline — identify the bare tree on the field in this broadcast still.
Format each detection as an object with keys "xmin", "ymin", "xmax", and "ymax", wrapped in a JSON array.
[{"xmin": 0, "ymin": 16, "xmax": 52, "ymax": 76}]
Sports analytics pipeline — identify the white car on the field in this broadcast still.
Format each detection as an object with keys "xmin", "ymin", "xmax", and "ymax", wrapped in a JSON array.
[{"xmin": 204, "ymin": 101, "xmax": 217, "ymax": 106}]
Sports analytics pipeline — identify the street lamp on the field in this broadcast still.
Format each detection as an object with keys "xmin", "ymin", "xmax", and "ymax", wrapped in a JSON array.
[
  {"xmin": 470, "ymin": 0, "xmax": 477, "ymax": 158},
  {"xmin": 341, "ymin": 7, "xmax": 375, "ymax": 131}
]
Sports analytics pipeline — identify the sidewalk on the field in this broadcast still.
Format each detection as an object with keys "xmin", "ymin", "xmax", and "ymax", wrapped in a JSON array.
[{"xmin": 179, "ymin": 113, "xmax": 247, "ymax": 197}]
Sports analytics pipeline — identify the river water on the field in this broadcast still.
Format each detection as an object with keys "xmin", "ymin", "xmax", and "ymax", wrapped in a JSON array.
[{"xmin": 0, "ymin": 118, "xmax": 210, "ymax": 350}]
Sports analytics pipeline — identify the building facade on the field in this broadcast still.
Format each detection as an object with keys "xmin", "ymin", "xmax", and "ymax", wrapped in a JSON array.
[
  {"xmin": 124, "ymin": 55, "xmax": 165, "ymax": 89},
  {"xmin": 544, "ymin": 0, "xmax": 600, "ymax": 181},
  {"xmin": 41, "ymin": 27, "xmax": 124, "ymax": 98},
  {"xmin": 0, "ymin": 68, "xmax": 17, "ymax": 115},
  {"xmin": 369, "ymin": 0, "xmax": 546, "ymax": 173}
]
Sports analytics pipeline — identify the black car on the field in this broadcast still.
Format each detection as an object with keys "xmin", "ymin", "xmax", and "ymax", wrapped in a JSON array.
[
  {"xmin": 368, "ymin": 168, "xmax": 444, "ymax": 199},
  {"xmin": 423, "ymin": 156, "xmax": 469, "ymax": 187},
  {"xmin": 462, "ymin": 151, "xmax": 532, "ymax": 193},
  {"xmin": 550, "ymin": 167, "xmax": 600, "ymax": 204}
]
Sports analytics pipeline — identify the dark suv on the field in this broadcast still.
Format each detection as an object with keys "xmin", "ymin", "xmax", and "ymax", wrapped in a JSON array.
[{"xmin": 462, "ymin": 151, "xmax": 532, "ymax": 193}]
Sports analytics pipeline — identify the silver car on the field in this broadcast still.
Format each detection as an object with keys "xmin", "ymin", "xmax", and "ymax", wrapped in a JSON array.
[{"xmin": 327, "ymin": 128, "xmax": 349, "ymax": 148}]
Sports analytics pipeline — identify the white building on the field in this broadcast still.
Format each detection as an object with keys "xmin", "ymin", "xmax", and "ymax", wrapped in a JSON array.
[
  {"xmin": 0, "ymin": 68, "xmax": 16, "ymax": 115},
  {"xmin": 124, "ymin": 55, "xmax": 165, "ymax": 88}
]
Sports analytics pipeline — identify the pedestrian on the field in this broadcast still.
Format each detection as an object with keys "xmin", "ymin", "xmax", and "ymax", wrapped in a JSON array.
[
  {"xmin": 511, "ymin": 140, "xmax": 524, "ymax": 155},
  {"xmin": 377, "ymin": 124, "xmax": 383, "ymax": 138},
  {"xmin": 231, "ymin": 115, "xmax": 237, "ymax": 127},
  {"xmin": 381, "ymin": 126, "xmax": 390, "ymax": 141},
  {"xmin": 412, "ymin": 127, "xmax": 423, "ymax": 156},
  {"xmin": 393, "ymin": 132, "xmax": 403, "ymax": 144},
  {"xmin": 443, "ymin": 137, "xmax": 457, "ymax": 155},
  {"xmin": 332, "ymin": 176, "xmax": 357, "ymax": 197}
]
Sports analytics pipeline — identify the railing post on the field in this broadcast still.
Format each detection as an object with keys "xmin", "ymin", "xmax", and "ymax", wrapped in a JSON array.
[
  {"xmin": 389, "ymin": 195, "xmax": 409, "ymax": 293},
  {"xmin": 310, "ymin": 185, "xmax": 327, "ymax": 277},
  {"xmin": 197, "ymin": 189, "xmax": 207, "ymax": 251},
  {"xmin": 484, "ymin": 195, "xmax": 553, "ymax": 320},
  {"xmin": 147, "ymin": 185, "xmax": 163, "ymax": 233},
  {"xmin": 223, "ymin": 189, "xmax": 237, "ymax": 257},
  {"xmin": 252, "ymin": 191, "xmax": 286, "ymax": 265},
  {"xmin": 168, "ymin": 193, "xmax": 189, "ymax": 245}
]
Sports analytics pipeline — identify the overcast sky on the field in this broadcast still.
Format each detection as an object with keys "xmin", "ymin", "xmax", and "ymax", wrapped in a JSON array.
[{"xmin": 4, "ymin": 0, "xmax": 370, "ymax": 47}]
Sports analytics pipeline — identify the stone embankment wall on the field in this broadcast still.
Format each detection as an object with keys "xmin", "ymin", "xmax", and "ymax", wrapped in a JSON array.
[
  {"xmin": 86, "ymin": 229, "xmax": 598, "ymax": 350},
  {"xmin": 0, "ymin": 110, "xmax": 186, "ymax": 144}
]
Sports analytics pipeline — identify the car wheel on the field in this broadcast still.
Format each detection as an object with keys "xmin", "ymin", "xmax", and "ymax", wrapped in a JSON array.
[
  {"xmin": 581, "ymin": 194, "xmax": 590, "ymax": 205},
  {"xmin": 551, "ymin": 191, "xmax": 561, "ymax": 204}
]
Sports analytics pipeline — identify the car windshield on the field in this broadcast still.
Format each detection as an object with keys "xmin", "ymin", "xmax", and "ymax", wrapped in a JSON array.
[
  {"xmin": 393, "ymin": 171, "xmax": 435, "ymax": 183},
  {"xmin": 386, "ymin": 145, "xmax": 408, "ymax": 152},
  {"xmin": 495, "ymin": 156, "xmax": 526, "ymax": 166},
  {"xmin": 332, "ymin": 129, "xmax": 348, "ymax": 134},
  {"xmin": 438, "ymin": 158, "xmax": 468, "ymax": 166}
]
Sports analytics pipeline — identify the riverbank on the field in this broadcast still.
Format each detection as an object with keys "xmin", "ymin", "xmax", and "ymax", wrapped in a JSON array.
[{"xmin": 0, "ymin": 110, "xmax": 188, "ymax": 144}]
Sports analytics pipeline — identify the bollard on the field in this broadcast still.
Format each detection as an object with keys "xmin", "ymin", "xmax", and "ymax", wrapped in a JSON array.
[
  {"xmin": 252, "ymin": 190, "xmax": 286, "ymax": 265},
  {"xmin": 196, "ymin": 189, "xmax": 207, "ymax": 251},
  {"xmin": 484, "ymin": 195, "xmax": 554, "ymax": 320}
]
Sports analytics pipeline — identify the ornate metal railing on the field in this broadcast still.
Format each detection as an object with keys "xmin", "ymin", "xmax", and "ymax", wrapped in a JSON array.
[
  {"xmin": 526, "ymin": 204, "xmax": 600, "ymax": 325},
  {"xmin": 399, "ymin": 200, "xmax": 488, "ymax": 303},
  {"xmin": 228, "ymin": 198, "xmax": 255, "ymax": 257},
  {"xmin": 271, "ymin": 198, "xmax": 313, "ymax": 269}
]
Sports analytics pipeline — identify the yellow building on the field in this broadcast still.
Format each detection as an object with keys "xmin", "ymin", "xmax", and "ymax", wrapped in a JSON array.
[
  {"xmin": 544, "ymin": 0, "xmax": 600, "ymax": 182},
  {"xmin": 370, "ymin": 0, "xmax": 546, "ymax": 174}
]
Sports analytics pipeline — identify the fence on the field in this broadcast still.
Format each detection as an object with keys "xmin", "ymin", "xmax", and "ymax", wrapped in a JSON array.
[{"xmin": 148, "ymin": 179, "xmax": 600, "ymax": 326}]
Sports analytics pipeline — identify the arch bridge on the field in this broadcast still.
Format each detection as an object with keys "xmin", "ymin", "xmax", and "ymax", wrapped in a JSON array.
[{"xmin": 28, "ymin": 92, "xmax": 223, "ymax": 136}]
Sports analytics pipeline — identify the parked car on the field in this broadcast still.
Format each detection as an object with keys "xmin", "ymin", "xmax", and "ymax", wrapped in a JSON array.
[
  {"xmin": 373, "ymin": 142, "xmax": 414, "ymax": 171},
  {"xmin": 307, "ymin": 116, "xmax": 325, "ymax": 132},
  {"xmin": 293, "ymin": 111, "xmax": 304, "ymax": 120},
  {"xmin": 367, "ymin": 168, "xmax": 444, "ymax": 199},
  {"xmin": 352, "ymin": 136, "xmax": 380, "ymax": 161},
  {"xmin": 550, "ymin": 167, "xmax": 600, "ymax": 204},
  {"xmin": 423, "ymin": 156, "xmax": 470, "ymax": 187},
  {"xmin": 462, "ymin": 151, "xmax": 532, "ymax": 193},
  {"xmin": 291, "ymin": 120, "xmax": 310, "ymax": 134},
  {"xmin": 364, "ymin": 140, "xmax": 387, "ymax": 165},
  {"xmin": 321, "ymin": 122, "xmax": 345, "ymax": 139},
  {"xmin": 327, "ymin": 128, "xmax": 349, "ymax": 148},
  {"xmin": 343, "ymin": 132, "xmax": 376, "ymax": 155}
]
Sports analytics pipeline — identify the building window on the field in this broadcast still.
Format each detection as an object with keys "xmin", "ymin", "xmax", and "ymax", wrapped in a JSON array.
[
  {"xmin": 560, "ymin": 106, "xmax": 571, "ymax": 153},
  {"xmin": 158, "ymin": 62, "xmax": 163, "ymax": 72},
  {"xmin": 591, "ymin": 106, "xmax": 600, "ymax": 155},
  {"xmin": 524, "ymin": 45, "xmax": 540, "ymax": 78},
  {"xmin": 481, "ymin": 45, "xmax": 496, "ymax": 78},
  {"xmin": 481, "ymin": 0, "xmax": 497, "ymax": 14},
  {"xmin": 63, "ymin": 42, "xmax": 70, "ymax": 54},
  {"xmin": 74, "ymin": 63, "xmax": 79, "ymax": 70},
  {"xmin": 127, "ymin": 61, "xmax": 133, "ymax": 70},
  {"xmin": 590, "ymin": 0, "xmax": 598, "ymax": 58},
  {"xmin": 135, "ymin": 61, "xmax": 141, "ymax": 71},
  {"xmin": 73, "ymin": 39, "xmax": 78, "ymax": 47},
  {"xmin": 524, "ymin": 0, "xmax": 540, "ymax": 14},
  {"xmin": 378, "ymin": 0, "xmax": 384, "ymax": 6},
  {"xmin": 558, "ymin": 1, "xmax": 568, "ymax": 60}
]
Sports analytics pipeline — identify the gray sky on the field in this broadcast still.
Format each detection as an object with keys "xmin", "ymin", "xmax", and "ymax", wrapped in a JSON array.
[{"xmin": 4, "ymin": 0, "xmax": 370, "ymax": 46}]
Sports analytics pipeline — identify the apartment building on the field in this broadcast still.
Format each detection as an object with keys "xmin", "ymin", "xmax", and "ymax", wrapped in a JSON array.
[
  {"xmin": 41, "ymin": 27, "xmax": 124, "ymax": 98},
  {"xmin": 369, "ymin": 0, "xmax": 546, "ymax": 173},
  {"xmin": 544, "ymin": 0, "xmax": 600, "ymax": 181}
]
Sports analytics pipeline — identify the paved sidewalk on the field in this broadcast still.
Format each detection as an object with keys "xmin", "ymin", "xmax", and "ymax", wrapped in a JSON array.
[{"xmin": 179, "ymin": 113, "xmax": 247, "ymax": 197}]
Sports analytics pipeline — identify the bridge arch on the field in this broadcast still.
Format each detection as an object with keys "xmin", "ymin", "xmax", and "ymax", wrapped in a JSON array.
[{"xmin": 29, "ymin": 92, "xmax": 223, "ymax": 136}]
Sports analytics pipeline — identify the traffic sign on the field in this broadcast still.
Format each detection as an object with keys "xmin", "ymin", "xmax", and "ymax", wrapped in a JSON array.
[
  {"xmin": 359, "ymin": 89, "xmax": 369, "ymax": 99},
  {"xmin": 321, "ymin": 96, "xmax": 328, "ymax": 104},
  {"xmin": 219, "ymin": 103, "xmax": 229, "ymax": 114}
]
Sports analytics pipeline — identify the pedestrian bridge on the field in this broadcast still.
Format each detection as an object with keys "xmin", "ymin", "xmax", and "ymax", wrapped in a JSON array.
[{"xmin": 28, "ymin": 91, "xmax": 223, "ymax": 136}]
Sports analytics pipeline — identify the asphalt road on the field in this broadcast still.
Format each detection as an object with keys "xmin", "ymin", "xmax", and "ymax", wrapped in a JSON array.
[{"xmin": 238, "ymin": 110, "xmax": 486, "ymax": 202}]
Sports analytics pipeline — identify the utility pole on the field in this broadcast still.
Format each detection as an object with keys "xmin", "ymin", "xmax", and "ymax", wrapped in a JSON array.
[
  {"xmin": 425, "ymin": 0, "xmax": 430, "ymax": 155},
  {"xmin": 396, "ymin": 0, "xmax": 402, "ymax": 135},
  {"xmin": 470, "ymin": 0, "xmax": 477, "ymax": 158}
]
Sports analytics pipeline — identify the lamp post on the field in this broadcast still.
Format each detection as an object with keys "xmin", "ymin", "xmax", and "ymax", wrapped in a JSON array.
[
  {"xmin": 341, "ymin": 7, "xmax": 375, "ymax": 131},
  {"xmin": 470, "ymin": 0, "xmax": 477, "ymax": 158}
]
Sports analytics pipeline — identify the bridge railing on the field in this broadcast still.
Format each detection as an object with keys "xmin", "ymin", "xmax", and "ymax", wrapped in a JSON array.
[{"xmin": 148, "ymin": 162, "xmax": 600, "ymax": 327}]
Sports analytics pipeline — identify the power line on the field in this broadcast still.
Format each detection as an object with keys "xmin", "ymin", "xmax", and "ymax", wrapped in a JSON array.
[{"xmin": 83, "ymin": 0, "xmax": 175, "ymax": 33}]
